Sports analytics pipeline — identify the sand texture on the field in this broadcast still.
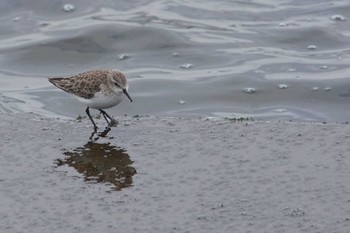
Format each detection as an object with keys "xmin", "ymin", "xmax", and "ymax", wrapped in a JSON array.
[{"xmin": 0, "ymin": 113, "xmax": 350, "ymax": 232}]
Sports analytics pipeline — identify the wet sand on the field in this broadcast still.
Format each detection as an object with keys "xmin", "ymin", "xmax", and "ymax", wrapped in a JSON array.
[{"xmin": 1, "ymin": 113, "xmax": 350, "ymax": 232}]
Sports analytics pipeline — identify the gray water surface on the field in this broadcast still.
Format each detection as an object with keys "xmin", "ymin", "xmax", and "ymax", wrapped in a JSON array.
[{"xmin": 1, "ymin": 0, "xmax": 350, "ymax": 121}]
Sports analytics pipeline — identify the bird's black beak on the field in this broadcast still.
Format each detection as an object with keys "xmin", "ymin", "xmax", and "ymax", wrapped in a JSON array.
[{"xmin": 123, "ymin": 89, "xmax": 133, "ymax": 102}]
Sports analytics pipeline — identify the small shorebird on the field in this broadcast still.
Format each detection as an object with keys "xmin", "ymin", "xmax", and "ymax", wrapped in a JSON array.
[{"xmin": 48, "ymin": 69, "xmax": 132, "ymax": 131}]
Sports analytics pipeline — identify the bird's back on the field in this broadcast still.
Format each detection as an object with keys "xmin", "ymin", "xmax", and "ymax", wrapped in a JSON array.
[{"xmin": 48, "ymin": 70, "xmax": 109, "ymax": 99}]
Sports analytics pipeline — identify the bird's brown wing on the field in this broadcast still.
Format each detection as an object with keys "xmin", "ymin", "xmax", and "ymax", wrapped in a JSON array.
[{"xmin": 48, "ymin": 71, "xmax": 108, "ymax": 99}]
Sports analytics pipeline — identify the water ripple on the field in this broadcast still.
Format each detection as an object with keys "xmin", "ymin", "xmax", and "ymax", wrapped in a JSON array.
[{"xmin": 1, "ymin": 0, "xmax": 350, "ymax": 121}]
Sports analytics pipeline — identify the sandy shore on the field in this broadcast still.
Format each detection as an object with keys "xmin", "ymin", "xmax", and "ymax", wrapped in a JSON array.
[{"xmin": 1, "ymin": 113, "xmax": 350, "ymax": 233}]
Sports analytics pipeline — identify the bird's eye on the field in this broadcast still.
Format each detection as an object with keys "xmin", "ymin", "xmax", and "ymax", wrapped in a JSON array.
[{"xmin": 115, "ymin": 82, "xmax": 120, "ymax": 88}]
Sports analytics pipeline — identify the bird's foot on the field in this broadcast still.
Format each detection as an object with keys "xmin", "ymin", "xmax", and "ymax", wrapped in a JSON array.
[
  {"xmin": 98, "ymin": 127, "xmax": 111, "ymax": 137},
  {"xmin": 89, "ymin": 127, "xmax": 110, "ymax": 141},
  {"xmin": 108, "ymin": 118, "xmax": 119, "ymax": 128}
]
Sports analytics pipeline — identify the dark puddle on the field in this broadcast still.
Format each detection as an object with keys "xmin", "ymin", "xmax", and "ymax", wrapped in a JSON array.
[{"xmin": 56, "ymin": 141, "xmax": 136, "ymax": 191}]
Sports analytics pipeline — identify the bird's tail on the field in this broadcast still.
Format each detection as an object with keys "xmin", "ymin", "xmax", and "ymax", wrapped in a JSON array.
[{"xmin": 48, "ymin": 77, "xmax": 73, "ymax": 93}]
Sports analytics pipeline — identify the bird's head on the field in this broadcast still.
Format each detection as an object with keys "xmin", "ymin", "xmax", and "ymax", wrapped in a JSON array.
[{"xmin": 109, "ymin": 70, "xmax": 133, "ymax": 102}]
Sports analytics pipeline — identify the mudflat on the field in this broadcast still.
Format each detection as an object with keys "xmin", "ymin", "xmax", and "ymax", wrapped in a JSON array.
[{"xmin": 1, "ymin": 113, "xmax": 350, "ymax": 232}]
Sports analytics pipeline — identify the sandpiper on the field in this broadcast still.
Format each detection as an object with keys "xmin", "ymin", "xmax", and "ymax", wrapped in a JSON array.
[{"xmin": 48, "ymin": 69, "xmax": 132, "ymax": 131}]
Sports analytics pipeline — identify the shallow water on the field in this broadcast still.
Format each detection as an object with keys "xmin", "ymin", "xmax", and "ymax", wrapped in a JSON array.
[
  {"xmin": 56, "ymin": 139, "xmax": 137, "ymax": 191},
  {"xmin": 1, "ymin": 0, "xmax": 350, "ymax": 121}
]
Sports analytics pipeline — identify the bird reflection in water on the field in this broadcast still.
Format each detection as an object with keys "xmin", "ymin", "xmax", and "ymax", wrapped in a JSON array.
[{"xmin": 56, "ymin": 140, "xmax": 136, "ymax": 191}]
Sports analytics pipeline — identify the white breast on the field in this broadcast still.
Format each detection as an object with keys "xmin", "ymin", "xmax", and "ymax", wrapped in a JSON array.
[{"xmin": 74, "ymin": 91, "xmax": 124, "ymax": 109}]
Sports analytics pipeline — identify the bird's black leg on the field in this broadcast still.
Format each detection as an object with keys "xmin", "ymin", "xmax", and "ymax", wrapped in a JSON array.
[
  {"xmin": 99, "ymin": 109, "xmax": 118, "ymax": 127},
  {"xmin": 99, "ymin": 109, "xmax": 112, "ymax": 121},
  {"xmin": 100, "ymin": 111, "xmax": 110, "ymax": 124},
  {"xmin": 86, "ymin": 107, "xmax": 98, "ymax": 131}
]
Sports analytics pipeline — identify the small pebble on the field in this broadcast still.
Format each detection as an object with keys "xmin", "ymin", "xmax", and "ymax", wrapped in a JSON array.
[
  {"xmin": 39, "ymin": 22, "xmax": 50, "ymax": 27},
  {"xmin": 324, "ymin": 87, "xmax": 332, "ymax": 91},
  {"xmin": 63, "ymin": 4, "xmax": 75, "ymax": 12},
  {"xmin": 289, "ymin": 208, "xmax": 305, "ymax": 217},
  {"xmin": 319, "ymin": 65, "xmax": 328, "ymax": 70},
  {"xmin": 179, "ymin": 100, "xmax": 186, "ymax": 105},
  {"xmin": 12, "ymin": 16, "xmax": 21, "ymax": 22},
  {"xmin": 244, "ymin": 88, "xmax": 256, "ymax": 93},
  {"xmin": 169, "ymin": 129, "xmax": 179, "ymax": 133},
  {"xmin": 307, "ymin": 45, "xmax": 317, "ymax": 50},
  {"xmin": 287, "ymin": 68, "xmax": 296, "ymax": 72},
  {"xmin": 273, "ymin": 108, "xmax": 287, "ymax": 113},
  {"xmin": 180, "ymin": 64, "xmax": 193, "ymax": 69},
  {"xmin": 119, "ymin": 54, "xmax": 129, "ymax": 60},
  {"xmin": 278, "ymin": 84, "xmax": 289, "ymax": 89},
  {"xmin": 312, "ymin": 87, "xmax": 319, "ymax": 91},
  {"xmin": 278, "ymin": 22, "xmax": 287, "ymax": 27},
  {"xmin": 331, "ymin": 14, "xmax": 346, "ymax": 21},
  {"xmin": 172, "ymin": 52, "xmax": 179, "ymax": 57}
]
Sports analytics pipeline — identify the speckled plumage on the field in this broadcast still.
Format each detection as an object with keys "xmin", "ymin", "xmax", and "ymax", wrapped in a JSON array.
[
  {"xmin": 48, "ymin": 69, "xmax": 132, "ymax": 131},
  {"xmin": 48, "ymin": 70, "xmax": 127, "ymax": 99}
]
